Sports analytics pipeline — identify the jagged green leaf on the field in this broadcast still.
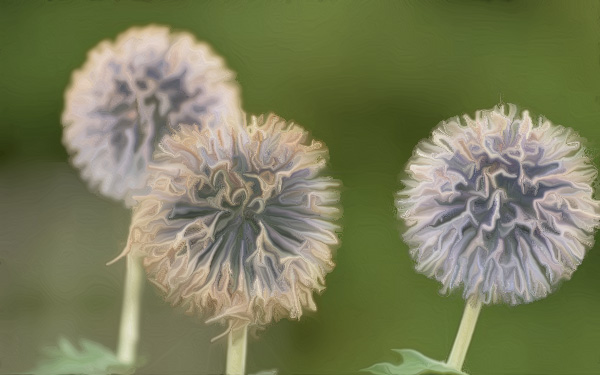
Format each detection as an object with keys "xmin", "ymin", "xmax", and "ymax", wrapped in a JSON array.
[
  {"xmin": 362, "ymin": 349, "xmax": 468, "ymax": 375},
  {"xmin": 30, "ymin": 337, "xmax": 135, "ymax": 375}
]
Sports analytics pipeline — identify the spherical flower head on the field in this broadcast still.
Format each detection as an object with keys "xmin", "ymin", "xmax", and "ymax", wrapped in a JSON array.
[
  {"xmin": 397, "ymin": 104, "xmax": 600, "ymax": 305},
  {"xmin": 119, "ymin": 114, "xmax": 341, "ymax": 328},
  {"xmin": 62, "ymin": 25, "xmax": 241, "ymax": 206}
]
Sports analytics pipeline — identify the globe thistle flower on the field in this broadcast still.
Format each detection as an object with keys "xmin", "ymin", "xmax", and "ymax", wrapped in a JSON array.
[
  {"xmin": 397, "ymin": 104, "xmax": 600, "ymax": 305},
  {"xmin": 62, "ymin": 25, "xmax": 241, "ymax": 206},
  {"xmin": 117, "ymin": 113, "xmax": 341, "ymax": 329}
]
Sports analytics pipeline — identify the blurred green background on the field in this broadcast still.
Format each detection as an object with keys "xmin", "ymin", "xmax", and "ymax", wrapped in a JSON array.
[{"xmin": 2, "ymin": 0, "xmax": 600, "ymax": 374}]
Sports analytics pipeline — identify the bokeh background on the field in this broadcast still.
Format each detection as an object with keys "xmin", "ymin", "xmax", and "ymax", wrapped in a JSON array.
[{"xmin": 2, "ymin": 1, "xmax": 600, "ymax": 374}]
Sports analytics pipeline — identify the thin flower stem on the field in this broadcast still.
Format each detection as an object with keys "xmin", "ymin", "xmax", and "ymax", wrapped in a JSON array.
[
  {"xmin": 116, "ymin": 254, "xmax": 145, "ymax": 366},
  {"xmin": 226, "ymin": 325, "xmax": 248, "ymax": 375},
  {"xmin": 446, "ymin": 296, "xmax": 482, "ymax": 371}
]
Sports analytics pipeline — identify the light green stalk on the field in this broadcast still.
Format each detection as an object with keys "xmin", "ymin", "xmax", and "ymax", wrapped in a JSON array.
[
  {"xmin": 446, "ymin": 296, "xmax": 482, "ymax": 371},
  {"xmin": 226, "ymin": 325, "xmax": 248, "ymax": 375},
  {"xmin": 116, "ymin": 254, "xmax": 145, "ymax": 366}
]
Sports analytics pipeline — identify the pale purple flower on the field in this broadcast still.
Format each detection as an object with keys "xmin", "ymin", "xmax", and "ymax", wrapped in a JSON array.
[
  {"xmin": 118, "ymin": 114, "xmax": 341, "ymax": 328},
  {"xmin": 397, "ymin": 104, "xmax": 600, "ymax": 304},
  {"xmin": 62, "ymin": 25, "xmax": 241, "ymax": 206}
]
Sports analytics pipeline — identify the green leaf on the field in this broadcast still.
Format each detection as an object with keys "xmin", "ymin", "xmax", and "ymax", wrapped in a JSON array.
[
  {"xmin": 362, "ymin": 349, "xmax": 468, "ymax": 375},
  {"xmin": 30, "ymin": 337, "xmax": 135, "ymax": 375}
]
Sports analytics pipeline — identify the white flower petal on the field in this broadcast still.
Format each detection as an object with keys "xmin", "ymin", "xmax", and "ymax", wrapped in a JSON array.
[
  {"xmin": 62, "ymin": 25, "xmax": 241, "ymax": 206},
  {"xmin": 123, "ymin": 114, "xmax": 341, "ymax": 326},
  {"xmin": 398, "ymin": 104, "xmax": 600, "ymax": 304}
]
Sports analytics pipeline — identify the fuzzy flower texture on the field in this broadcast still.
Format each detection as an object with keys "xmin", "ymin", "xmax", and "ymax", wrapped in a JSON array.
[
  {"xmin": 398, "ymin": 105, "xmax": 600, "ymax": 305},
  {"xmin": 120, "ymin": 114, "xmax": 341, "ymax": 328},
  {"xmin": 62, "ymin": 25, "xmax": 240, "ymax": 206}
]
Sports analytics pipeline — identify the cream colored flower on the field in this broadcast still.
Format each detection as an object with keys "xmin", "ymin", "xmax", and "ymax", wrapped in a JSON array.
[
  {"xmin": 119, "ymin": 114, "xmax": 341, "ymax": 328},
  {"xmin": 397, "ymin": 104, "xmax": 600, "ymax": 304},
  {"xmin": 62, "ymin": 25, "xmax": 241, "ymax": 206}
]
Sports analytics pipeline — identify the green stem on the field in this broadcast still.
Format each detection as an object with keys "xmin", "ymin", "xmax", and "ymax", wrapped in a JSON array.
[
  {"xmin": 226, "ymin": 325, "xmax": 248, "ymax": 375},
  {"xmin": 446, "ymin": 297, "xmax": 482, "ymax": 371},
  {"xmin": 116, "ymin": 254, "xmax": 145, "ymax": 366}
]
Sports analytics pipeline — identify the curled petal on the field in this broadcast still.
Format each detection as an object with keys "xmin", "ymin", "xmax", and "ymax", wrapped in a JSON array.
[
  {"xmin": 62, "ymin": 25, "xmax": 241, "ymax": 206},
  {"xmin": 122, "ymin": 114, "xmax": 342, "ymax": 326},
  {"xmin": 397, "ymin": 104, "xmax": 600, "ymax": 304}
]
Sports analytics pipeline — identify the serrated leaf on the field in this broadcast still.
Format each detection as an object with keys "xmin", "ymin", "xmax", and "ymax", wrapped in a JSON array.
[
  {"xmin": 30, "ymin": 337, "xmax": 135, "ymax": 375},
  {"xmin": 362, "ymin": 349, "xmax": 468, "ymax": 375}
]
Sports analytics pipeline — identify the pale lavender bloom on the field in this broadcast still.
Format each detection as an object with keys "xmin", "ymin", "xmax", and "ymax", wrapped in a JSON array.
[
  {"xmin": 117, "ymin": 114, "xmax": 341, "ymax": 328},
  {"xmin": 62, "ymin": 25, "xmax": 241, "ymax": 206},
  {"xmin": 397, "ymin": 104, "xmax": 600, "ymax": 304}
]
